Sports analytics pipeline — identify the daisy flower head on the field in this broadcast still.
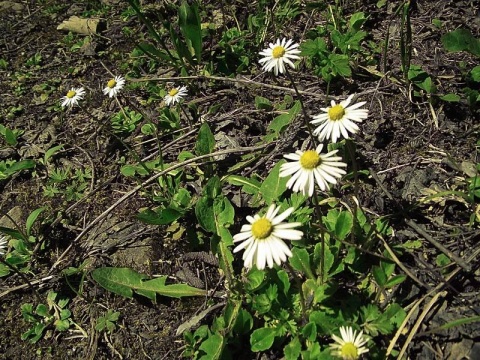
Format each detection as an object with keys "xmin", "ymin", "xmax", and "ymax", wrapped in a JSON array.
[
  {"xmin": 0, "ymin": 235, "xmax": 8, "ymax": 256},
  {"xmin": 61, "ymin": 87, "xmax": 85, "ymax": 108},
  {"xmin": 164, "ymin": 86, "xmax": 187, "ymax": 106},
  {"xmin": 103, "ymin": 75, "xmax": 125, "ymax": 98},
  {"xmin": 311, "ymin": 94, "xmax": 368, "ymax": 143},
  {"xmin": 280, "ymin": 144, "xmax": 347, "ymax": 197},
  {"xmin": 330, "ymin": 326, "xmax": 369, "ymax": 360},
  {"xmin": 233, "ymin": 204, "xmax": 303, "ymax": 270},
  {"xmin": 258, "ymin": 38, "xmax": 301, "ymax": 76}
]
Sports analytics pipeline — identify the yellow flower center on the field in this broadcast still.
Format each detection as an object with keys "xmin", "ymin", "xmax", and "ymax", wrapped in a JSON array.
[
  {"xmin": 169, "ymin": 88, "xmax": 179, "ymax": 96},
  {"xmin": 66, "ymin": 90, "xmax": 76, "ymax": 98},
  {"xmin": 340, "ymin": 342, "xmax": 358, "ymax": 360},
  {"xmin": 251, "ymin": 218, "xmax": 273, "ymax": 239},
  {"xmin": 272, "ymin": 45, "xmax": 286, "ymax": 59},
  {"xmin": 328, "ymin": 104, "xmax": 346, "ymax": 121},
  {"xmin": 107, "ymin": 79, "xmax": 117, "ymax": 88},
  {"xmin": 300, "ymin": 150, "xmax": 321, "ymax": 169}
]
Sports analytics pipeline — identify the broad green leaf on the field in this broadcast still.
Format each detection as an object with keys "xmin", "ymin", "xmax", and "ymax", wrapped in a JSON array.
[
  {"xmin": 300, "ymin": 38, "xmax": 327, "ymax": 57},
  {"xmin": 199, "ymin": 333, "xmax": 224, "ymax": 359},
  {"xmin": 92, "ymin": 268, "xmax": 206, "ymax": 302},
  {"xmin": 301, "ymin": 322, "xmax": 317, "ymax": 341},
  {"xmin": 137, "ymin": 208, "xmax": 182, "ymax": 225},
  {"xmin": 329, "ymin": 54, "xmax": 351, "ymax": 77},
  {"xmin": 195, "ymin": 196, "xmax": 215, "ymax": 232},
  {"xmin": 440, "ymin": 93, "xmax": 460, "ymax": 102},
  {"xmin": 335, "ymin": 211, "xmax": 353, "ymax": 240},
  {"xmin": 233, "ymin": 308, "xmax": 253, "ymax": 335},
  {"xmin": 349, "ymin": 12, "xmax": 366, "ymax": 32},
  {"xmin": 254, "ymin": 96, "xmax": 273, "ymax": 110},
  {"xmin": 441, "ymin": 28, "xmax": 480, "ymax": 56},
  {"xmin": 5, "ymin": 128, "xmax": 17, "ymax": 146},
  {"xmin": 284, "ymin": 336, "xmax": 302, "ymax": 360},
  {"xmin": 195, "ymin": 122, "xmax": 215, "ymax": 156},
  {"xmin": 250, "ymin": 327, "xmax": 276, "ymax": 352},
  {"xmin": 259, "ymin": 160, "xmax": 288, "ymax": 205},
  {"xmin": 470, "ymin": 65, "xmax": 480, "ymax": 82},
  {"xmin": 245, "ymin": 268, "xmax": 265, "ymax": 291}
]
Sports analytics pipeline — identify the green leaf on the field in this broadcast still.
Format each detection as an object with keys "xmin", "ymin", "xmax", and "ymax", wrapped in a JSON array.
[
  {"xmin": 250, "ymin": 327, "xmax": 276, "ymax": 352},
  {"xmin": 440, "ymin": 93, "xmax": 460, "ymax": 102},
  {"xmin": 324, "ymin": 209, "xmax": 353, "ymax": 240},
  {"xmin": 54, "ymin": 318, "xmax": 71, "ymax": 331},
  {"xmin": 384, "ymin": 274, "xmax": 407, "ymax": 288},
  {"xmin": 5, "ymin": 128, "xmax": 17, "ymax": 146},
  {"xmin": 328, "ymin": 54, "xmax": 351, "ymax": 77},
  {"xmin": 284, "ymin": 336, "xmax": 302, "ymax": 360},
  {"xmin": 470, "ymin": 65, "xmax": 480, "ymax": 82},
  {"xmin": 195, "ymin": 122, "xmax": 215, "ymax": 156},
  {"xmin": 259, "ymin": 160, "xmax": 288, "ymax": 205},
  {"xmin": 198, "ymin": 333, "xmax": 224, "ymax": 359},
  {"xmin": 254, "ymin": 96, "xmax": 273, "ymax": 110},
  {"xmin": 245, "ymin": 268, "xmax": 265, "ymax": 291},
  {"xmin": 266, "ymin": 101, "xmax": 301, "ymax": 139},
  {"xmin": 136, "ymin": 208, "xmax": 182, "ymax": 225},
  {"xmin": 25, "ymin": 207, "xmax": 45, "ymax": 237},
  {"xmin": 290, "ymin": 247, "xmax": 315, "ymax": 279},
  {"xmin": 300, "ymin": 38, "xmax": 327, "ymax": 57},
  {"xmin": 178, "ymin": 1, "xmax": 202, "ymax": 61},
  {"xmin": 372, "ymin": 265, "xmax": 387, "ymax": 287},
  {"xmin": 92, "ymin": 267, "xmax": 206, "ymax": 302},
  {"xmin": 224, "ymin": 175, "xmax": 261, "ymax": 195},
  {"xmin": 441, "ymin": 28, "xmax": 480, "ymax": 57},
  {"xmin": 349, "ymin": 12, "xmax": 366, "ymax": 32}
]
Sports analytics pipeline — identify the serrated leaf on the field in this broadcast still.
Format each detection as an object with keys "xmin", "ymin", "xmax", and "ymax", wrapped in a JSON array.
[{"xmin": 92, "ymin": 268, "xmax": 206, "ymax": 302}]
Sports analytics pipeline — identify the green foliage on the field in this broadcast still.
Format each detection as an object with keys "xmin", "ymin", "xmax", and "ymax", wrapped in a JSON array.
[
  {"xmin": 441, "ymin": 28, "xmax": 480, "ymax": 57},
  {"xmin": 21, "ymin": 291, "xmax": 81, "ymax": 343},
  {"xmin": 91, "ymin": 267, "xmax": 207, "ymax": 302},
  {"xmin": 301, "ymin": 11, "xmax": 368, "ymax": 82},
  {"xmin": 110, "ymin": 107, "xmax": 143, "ymax": 135},
  {"xmin": 95, "ymin": 310, "xmax": 120, "ymax": 334},
  {"xmin": 0, "ymin": 207, "xmax": 45, "ymax": 277}
]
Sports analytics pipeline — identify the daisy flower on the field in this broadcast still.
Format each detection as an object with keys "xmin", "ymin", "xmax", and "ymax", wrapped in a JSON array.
[
  {"xmin": 258, "ymin": 38, "xmax": 301, "ymax": 76},
  {"xmin": 164, "ymin": 86, "xmax": 187, "ymax": 106},
  {"xmin": 0, "ymin": 235, "xmax": 8, "ymax": 256},
  {"xmin": 329, "ymin": 326, "xmax": 369, "ymax": 360},
  {"xmin": 61, "ymin": 87, "xmax": 85, "ymax": 108},
  {"xmin": 311, "ymin": 94, "xmax": 369, "ymax": 143},
  {"xmin": 103, "ymin": 75, "xmax": 125, "ymax": 98},
  {"xmin": 233, "ymin": 204, "xmax": 303, "ymax": 270},
  {"xmin": 280, "ymin": 144, "xmax": 347, "ymax": 197}
]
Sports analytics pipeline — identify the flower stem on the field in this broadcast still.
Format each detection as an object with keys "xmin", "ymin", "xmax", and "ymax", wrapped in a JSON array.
[{"xmin": 285, "ymin": 68, "xmax": 318, "ymax": 147}]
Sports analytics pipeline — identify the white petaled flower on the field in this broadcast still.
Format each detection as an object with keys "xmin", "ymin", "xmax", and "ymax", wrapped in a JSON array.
[
  {"xmin": 233, "ymin": 204, "xmax": 303, "ymax": 270},
  {"xmin": 311, "ymin": 94, "xmax": 368, "ymax": 143},
  {"xmin": 103, "ymin": 75, "xmax": 125, "ymax": 98},
  {"xmin": 61, "ymin": 87, "xmax": 85, "ymax": 108},
  {"xmin": 258, "ymin": 38, "xmax": 301, "ymax": 76},
  {"xmin": 280, "ymin": 144, "xmax": 347, "ymax": 197},
  {"xmin": 0, "ymin": 235, "xmax": 8, "ymax": 256},
  {"xmin": 330, "ymin": 326, "xmax": 369, "ymax": 360},
  {"xmin": 164, "ymin": 86, "xmax": 187, "ymax": 106}
]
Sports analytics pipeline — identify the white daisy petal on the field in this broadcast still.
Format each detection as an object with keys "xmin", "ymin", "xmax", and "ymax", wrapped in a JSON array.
[
  {"xmin": 258, "ymin": 38, "xmax": 301, "ymax": 76},
  {"xmin": 329, "ymin": 326, "xmax": 369, "ymax": 360},
  {"xmin": 232, "ymin": 204, "xmax": 303, "ymax": 270},
  {"xmin": 0, "ymin": 235, "xmax": 9, "ymax": 256},
  {"xmin": 311, "ymin": 94, "xmax": 368, "ymax": 143},
  {"xmin": 103, "ymin": 75, "xmax": 126, "ymax": 98},
  {"xmin": 280, "ymin": 145, "xmax": 347, "ymax": 197},
  {"xmin": 164, "ymin": 85, "xmax": 187, "ymax": 106},
  {"xmin": 61, "ymin": 87, "xmax": 85, "ymax": 108}
]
